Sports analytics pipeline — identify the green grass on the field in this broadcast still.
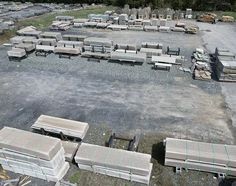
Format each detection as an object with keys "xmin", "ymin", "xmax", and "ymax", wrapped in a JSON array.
[
  {"xmin": 0, "ymin": 6, "xmax": 114, "ymax": 44},
  {"xmin": 17, "ymin": 6, "xmax": 115, "ymax": 30},
  {"xmin": 69, "ymin": 171, "xmax": 81, "ymax": 184},
  {"xmin": 0, "ymin": 29, "xmax": 16, "ymax": 44}
]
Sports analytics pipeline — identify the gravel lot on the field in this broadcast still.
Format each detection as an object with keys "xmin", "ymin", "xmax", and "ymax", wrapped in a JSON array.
[{"xmin": 0, "ymin": 20, "xmax": 235, "ymax": 186}]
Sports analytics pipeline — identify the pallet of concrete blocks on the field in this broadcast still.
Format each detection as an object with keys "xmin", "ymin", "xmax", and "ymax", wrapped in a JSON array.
[
  {"xmin": 142, "ymin": 20, "xmax": 151, "ymax": 26},
  {"xmin": 107, "ymin": 24, "xmax": 128, "ymax": 31},
  {"xmin": 73, "ymin": 23, "xmax": 83, "ymax": 28},
  {"xmin": 140, "ymin": 42, "xmax": 163, "ymax": 58},
  {"xmin": 75, "ymin": 143, "xmax": 153, "ymax": 185},
  {"xmin": 15, "ymin": 43, "xmax": 35, "ymax": 52},
  {"xmin": 164, "ymin": 138, "xmax": 236, "ymax": 177},
  {"xmin": 114, "ymin": 43, "xmax": 137, "ymax": 51},
  {"xmin": 17, "ymin": 26, "xmax": 42, "ymax": 38},
  {"xmin": 83, "ymin": 37, "xmax": 113, "ymax": 56},
  {"xmin": 84, "ymin": 21, "xmax": 97, "ymax": 28},
  {"xmin": 144, "ymin": 25, "xmax": 158, "ymax": 32},
  {"xmin": 0, "ymin": 127, "xmax": 69, "ymax": 182},
  {"xmin": 62, "ymin": 35, "xmax": 87, "ymax": 42},
  {"xmin": 141, "ymin": 42, "xmax": 163, "ymax": 49},
  {"xmin": 40, "ymin": 32, "xmax": 62, "ymax": 41},
  {"xmin": 7, "ymin": 47, "xmax": 27, "ymax": 61},
  {"xmin": 55, "ymin": 41, "xmax": 82, "ymax": 57},
  {"xmin": 171, "ymin": 27, "xmax": 186, "ymax": 32},
  {"xmin": 73, "ymin": 18, "xmax": 89, "ymax": 25},
  {"xmin": 31, "ymin": 115, "xmax": 89, "ymax": 140},
  {"xmin": 151, "ymin": 19, "xmax": 159, "ymax": 26},
  {"xmin": 22, "ymin": 37, "xmax": 39, "ymax": 44},
  {"xmin": 54, "ymin": 47, "xmax": 81, "ymax": 56},
  {"xmin": 215, "ymin": 48, "xmax": 236, "ymax": 82},
  {"xmin": 96, "ymin": 22, "xmax": 110, "ymax": 29},
  {"xmin": 128, "ymin": 25, "xmax": 144, "ymax": 31},
  {"xmin": 57, "ymin": 40, "xmax": 83, "ymax": 48},
  {"xmin": 84, "ymin": 37, "xmax": 113, "ymax": 48},
  {"xmin": 159, "ymin": 26, "xmax": 171, "ymax": 33},
  {"xmin": 140, "ymin": 47, "xmax": 162, "ymax": 58},
  {"xmin": 36, "ymin": 38, "xmax": 57, "ymax": 56},
  {"xmin": 110, "ymin": 51, "xmax": 146, "ymax": 64},
  {"xmin": 50, "ymin": 21, "xmax": 71, "ymax": 31},
  {"xmin": 10, "ymin": 36, "xmax": 36, "ymax": 45}
]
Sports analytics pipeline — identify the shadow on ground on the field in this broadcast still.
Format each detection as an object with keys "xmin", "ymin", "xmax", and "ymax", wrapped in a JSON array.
[{"xmin": 152, "ymin": 142, "xmax": 165, "ymax": 166}]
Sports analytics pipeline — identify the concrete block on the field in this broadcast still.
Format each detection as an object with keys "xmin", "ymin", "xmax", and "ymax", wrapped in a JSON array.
[
  {"xmin": 0, "ymin": 127, "xmax": 62, "ymax": 161},
  {"xmin": 32, "ymin": 115, "xmax": 89, "ymax": 139}
]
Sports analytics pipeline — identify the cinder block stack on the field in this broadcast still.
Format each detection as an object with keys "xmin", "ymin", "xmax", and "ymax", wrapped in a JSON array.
[{"xmin": 0, "ymin": 127, "xmax": 69, "ymax": 182}]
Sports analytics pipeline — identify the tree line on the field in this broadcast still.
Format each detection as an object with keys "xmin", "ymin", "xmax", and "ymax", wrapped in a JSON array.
[{"xmin": 4, "ymin": 0, "xmax": 236, "ymax": 11}]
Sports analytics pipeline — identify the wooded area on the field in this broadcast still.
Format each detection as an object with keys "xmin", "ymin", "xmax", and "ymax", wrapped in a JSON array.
[{"xmin": 3, "ymin": 0, "xmax": 236, "ymax": 11}]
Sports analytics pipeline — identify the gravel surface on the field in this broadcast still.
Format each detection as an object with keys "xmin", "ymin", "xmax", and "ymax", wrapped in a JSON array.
[{"xmin": 0, "ymin": 20, "xmax": 235, "ymax": 186}]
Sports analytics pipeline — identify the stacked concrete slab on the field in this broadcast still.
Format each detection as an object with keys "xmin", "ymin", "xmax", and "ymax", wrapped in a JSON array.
[
  {"xmin": 17, "ymin": 26, "xmax": 42, "ymax": 38},
  {"xmin": 107, "ymin": 24, "xmax": 128, "ymax": 31},
  {"xmin": 36, "ymin": 38, "xmax": 57, "ymax": 53},
  {"xmin": 55, "ymin": 40, "xmax": 83, "ymax": 56},
  {"xmin": 75, "ymin": 143, "xmax": 153, "ymax": 185},
  {"xmin": 82, "ymin": 37, "xmax": 113, "ymax": 59},
  {"xmin": 111, "ymin": 51, "xmax": 146, "ymax": 64},
  {"xmin": 15, "ymin": 43, "xmax": 35, "ymax": 52},
  {"xmin": 62, "ymin": 35, "xmax": 87, "ymax": 42},
  {"xmin": 164, "ymin": 138, "xmax": 236, "ymax": 176},
  {"xmin": 215, "ymin": 48, "xmax": 236, "ymax": 82},
  {"xmin": 40, "ymin": 32, "xmax": 62, "ymax": 41},
  {"xmin": 7, "ymin": 47, "xmax": 26, "ymax": 60},
  {"xmin": 140, "ymin": 48, "xmax": 162, "ymax": 58},
  {"xmin": 31, "ymin": 115, "xmax": 89, "ymax": 140},
  {"xmin": 128, "ymin": 25, "xmax": 143, "ymax": 31},
  {"xmin": 50, "ymin": 21, "xmax": 71, "ymax": 31},
  {"xmin": 0, "ymin": 127, "xmax": 69, "ymax": 182}
]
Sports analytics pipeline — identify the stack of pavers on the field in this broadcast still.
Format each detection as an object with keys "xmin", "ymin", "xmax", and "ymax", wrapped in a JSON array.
[
  {"xmin": 75, "ymin": 143, "xmax": 153, "ymax": 185},
  {"xmin": 164, "ymin": 138, "xmax": 236, "ymax": 177},
  {"xmin": 82, "ymin": 37, "xmax": 113, "ymax": 59},
  {"xmin": 192, "ymin": 48, "xmax": 212, "ymax": 81},
  {"xmin": 215, "ymin": 48, "xmax": 236, "ymax": 82},
  {"xmin": 0, "ymin": 127, "xmax": 69, "ymax": 182}
]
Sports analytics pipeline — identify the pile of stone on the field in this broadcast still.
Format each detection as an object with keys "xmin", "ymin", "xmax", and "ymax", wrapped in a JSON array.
[
  {"xmin": 0, "ymin": 127, "xmax": 69, "ymax": 182},
  {"xmin": 192, "ymin": 48, "xmax": 212, "ymax": 81},
  {"xmin": 215, "ymin": 48, "xmax": 236, "ymax": 82},
  {"xmin": 111, "ymin": 51, "xmax": 146, "ymax": 64},
  {"xmin": 75, "ymin": 143, "xmax": 153, "ymax": 185}
]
